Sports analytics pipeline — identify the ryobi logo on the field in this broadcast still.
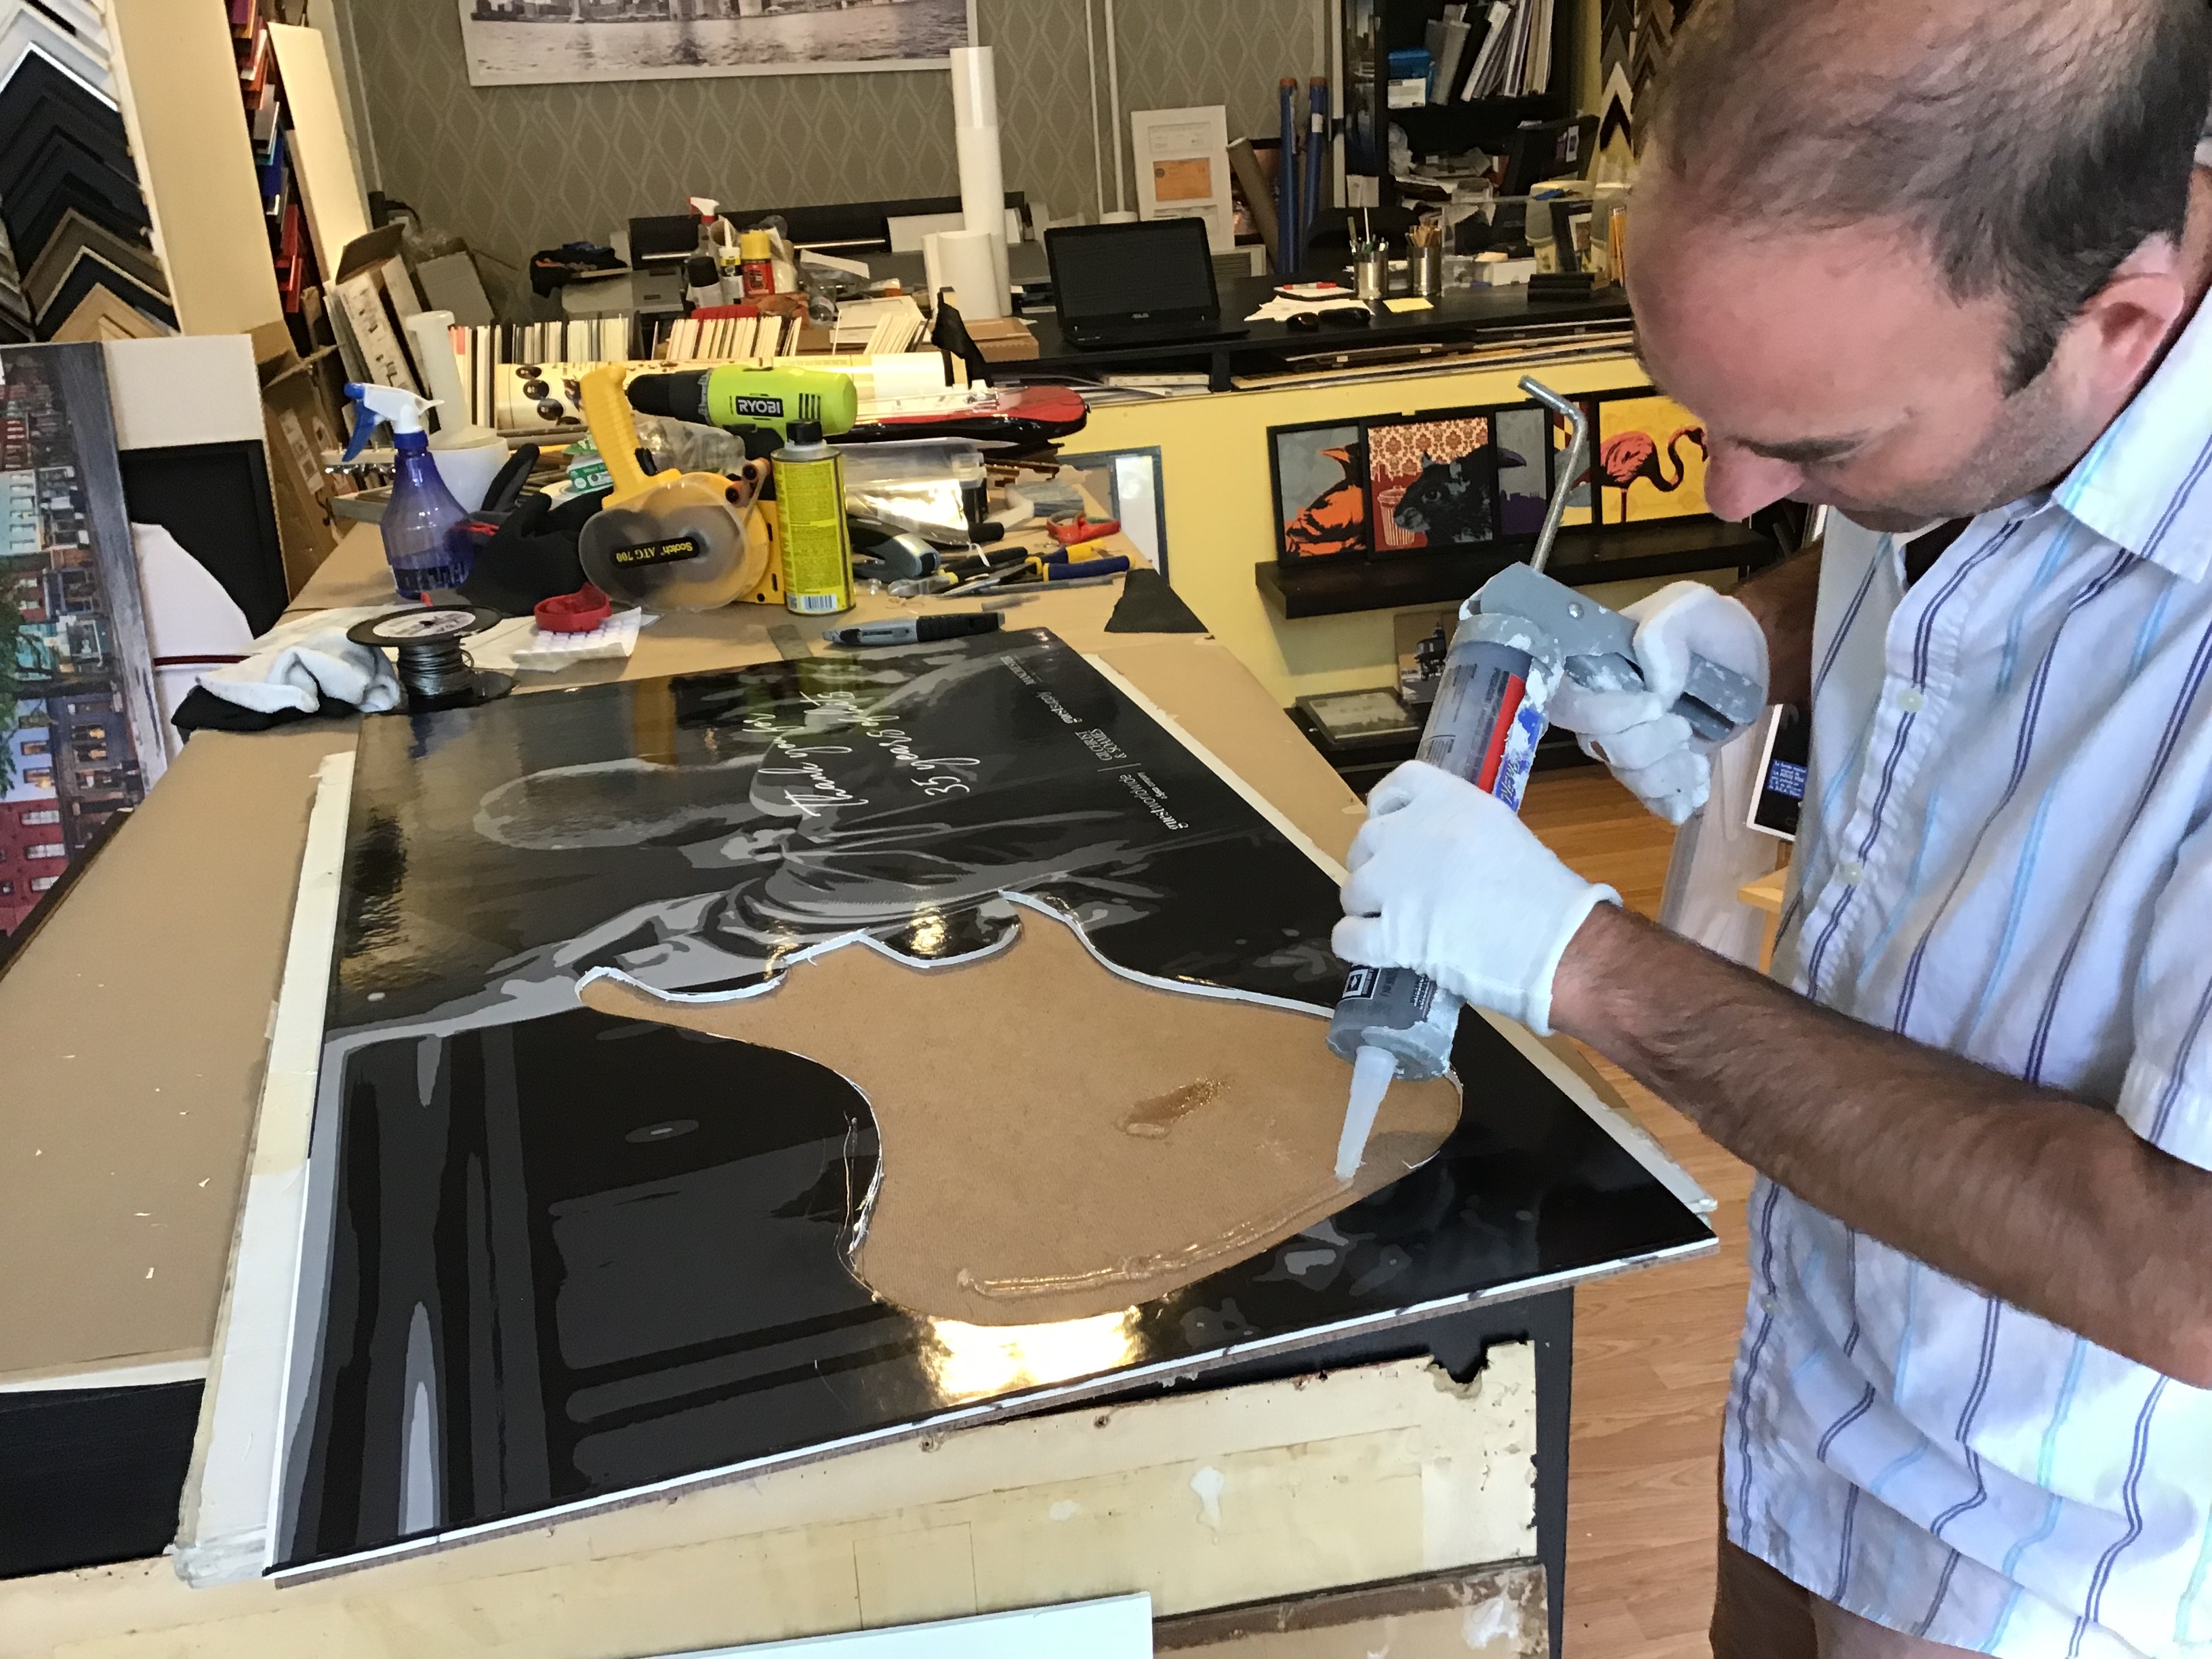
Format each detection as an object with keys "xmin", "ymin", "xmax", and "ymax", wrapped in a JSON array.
[{"xmin": 731, "ymin": 396, "xmax": 785, "ymax": 419}]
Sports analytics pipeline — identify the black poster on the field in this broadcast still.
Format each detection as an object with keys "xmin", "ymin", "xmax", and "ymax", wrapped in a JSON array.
[{"xmin": 281, "ymin": 630, "xmax": 1710, "ymax": 1568}]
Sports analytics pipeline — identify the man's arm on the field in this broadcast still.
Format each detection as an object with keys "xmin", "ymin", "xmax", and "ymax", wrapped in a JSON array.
[
  {"xmin": 1552, "ymin": 903, "xmax": 2212, "ymax": 1387},
  {"xmin": 1734, "ymin": 540, "xmax": 1822, "ymax": 714}
]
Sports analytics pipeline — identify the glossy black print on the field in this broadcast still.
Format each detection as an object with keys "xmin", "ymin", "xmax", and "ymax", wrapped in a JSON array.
[{"xmin": 282, "ymin": 630, "xmax": 1713, "ymax": 1567}]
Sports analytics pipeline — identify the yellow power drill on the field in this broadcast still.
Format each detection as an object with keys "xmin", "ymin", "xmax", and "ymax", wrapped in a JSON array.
[{"xmin": 625, "ymin": 365, "xmax": 859, "ymax": 460}]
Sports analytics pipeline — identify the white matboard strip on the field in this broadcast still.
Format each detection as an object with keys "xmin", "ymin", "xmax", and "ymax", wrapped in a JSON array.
[
  {"xmin": 667, "ymin": 1595, "xmax": 1152, "ymax": 1658},
  {"xmin": 173, "ymin": 748, "xmax": 354, "ymax": 1586}
]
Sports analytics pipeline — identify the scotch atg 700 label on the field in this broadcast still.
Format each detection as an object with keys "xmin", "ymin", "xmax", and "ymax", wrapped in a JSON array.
[{"xmin": 609, "ymin": 535, "xmax": 703, "ymax": 567}]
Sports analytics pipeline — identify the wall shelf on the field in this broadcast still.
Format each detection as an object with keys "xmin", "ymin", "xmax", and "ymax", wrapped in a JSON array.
[{"xmin": 1256, "ymin": 518, "xmax": 1780, "ymax": 620}]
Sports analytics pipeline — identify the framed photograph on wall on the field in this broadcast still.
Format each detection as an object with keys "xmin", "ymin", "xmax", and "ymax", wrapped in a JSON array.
[
  {"xmin": 1269, "ymin": 419, "xmax": 1372, "ymax": 564},
  {"xmin": 1366, "ymin": 409, "xmax": 1498, "ymax": 558},
  {"xmin": 1587, "ymin": 391, "xmax": 1711, "ymax": 525},
  {"xmin": 457, "ymin": 0, "xmax": 979, "ymax": 89}
]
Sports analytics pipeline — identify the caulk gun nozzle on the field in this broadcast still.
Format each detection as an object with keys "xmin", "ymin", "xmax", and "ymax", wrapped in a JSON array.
[{"xmin": 1334, "ymin": 1044, "xmax": 1399, "ymax": 1183}]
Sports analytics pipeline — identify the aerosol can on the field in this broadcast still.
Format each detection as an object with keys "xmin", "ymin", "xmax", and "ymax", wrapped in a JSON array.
[{"xmin": 1326, "ymin": 377, "xmax": 1766, "ymax": 1181}]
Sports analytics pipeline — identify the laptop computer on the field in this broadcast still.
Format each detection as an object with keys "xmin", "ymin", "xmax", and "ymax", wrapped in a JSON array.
[{"xmin": 1044, "ymin": 218, "xmax": 1251, "ymax": 351}]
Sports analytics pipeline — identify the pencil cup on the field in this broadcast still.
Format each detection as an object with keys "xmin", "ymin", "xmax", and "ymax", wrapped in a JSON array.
[
  {"xmin": 1413, "ymin": 244, "xmax": 1443, "ymax": 298},
  {"xmin": 1355, "ymin": 245, "xmax": 1389, "ymax": 300}
]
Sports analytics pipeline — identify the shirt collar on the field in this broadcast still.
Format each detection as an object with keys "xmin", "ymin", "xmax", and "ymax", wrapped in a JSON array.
[{"xmin": 2051, "ymin": 287, "xmax": 2212, "ymax": 580}]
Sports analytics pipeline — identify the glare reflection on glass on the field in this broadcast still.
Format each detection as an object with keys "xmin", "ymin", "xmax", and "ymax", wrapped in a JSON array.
[
  {"xmin": 907, "ymin": 907, "xmax": 947, "ymax": 957},
  {"xmin": 924, "ymin": 1309, "xmax": 1142, "ymax": 1402}
]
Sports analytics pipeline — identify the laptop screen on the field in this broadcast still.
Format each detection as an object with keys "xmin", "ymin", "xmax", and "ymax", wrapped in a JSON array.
[{"xmin": 1047, "ymin": 219, "xmax": 1219, "ymax": 326}]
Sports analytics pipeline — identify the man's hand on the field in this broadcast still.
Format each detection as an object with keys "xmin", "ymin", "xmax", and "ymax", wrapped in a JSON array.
[
  {"xmin": 1547, "ymin": 581, "xmax": 1771, "ymax": 825},
  {"xmin": 1334, "ymin": 762, "xmax": 1620, "ymax": 1035}
]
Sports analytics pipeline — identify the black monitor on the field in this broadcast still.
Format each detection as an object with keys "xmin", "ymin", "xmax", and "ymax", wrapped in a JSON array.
[{"xmin": 1045, "ymin": 218, "xmax": 1221, "ymax": 330}]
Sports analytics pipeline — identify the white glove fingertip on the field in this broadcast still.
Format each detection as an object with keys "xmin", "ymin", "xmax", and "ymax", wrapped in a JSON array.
[
  {"xmin": 1331, "ymin": 915, "xmax": 1383, "ymax": 966},
  {"xmin": 1365, "ymin": 758, "xmax": 1448, "ymax": 817},
  {"xmin": 1339, "ymin": 863, "xmax": 1387, "ymax": 919}
]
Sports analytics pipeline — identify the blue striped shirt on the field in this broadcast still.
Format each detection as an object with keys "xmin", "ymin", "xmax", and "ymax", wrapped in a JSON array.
[{"xmin": 1732, "ymin": 290, "xmax": 2212, "ymax": 1657}]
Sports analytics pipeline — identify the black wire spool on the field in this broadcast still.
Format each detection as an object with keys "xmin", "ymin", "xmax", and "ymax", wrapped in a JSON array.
[{"xmin": 346, "ymin": 605, "xmax": 514, "ymax": 713}]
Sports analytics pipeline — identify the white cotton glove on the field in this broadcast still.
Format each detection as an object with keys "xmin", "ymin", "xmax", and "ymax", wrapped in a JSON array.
[
  {"xmin": 1333, "ymin": 761, "xmax": 1619, "ymax": 1035},
  {"xmin": 1544, "ymin": 581, "xmax": 1769, "ymax": 827},
  {"xmin": 201, "ymin": 628, "xmax": 401, "ymax": 716}
]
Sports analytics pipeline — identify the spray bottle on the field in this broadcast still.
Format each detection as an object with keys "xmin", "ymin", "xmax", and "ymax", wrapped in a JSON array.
[
  {"xmin": 690, "ymin": 195, "xmax": 739, "ymax": 302},
  {"xmin": 343, "ymin": 382, "xmax": 475, "ymax": 598}
]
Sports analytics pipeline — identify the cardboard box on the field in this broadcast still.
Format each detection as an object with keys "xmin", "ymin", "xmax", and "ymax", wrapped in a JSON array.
[{"xmin": 258, "ymin": 345, "xmax": 348, "ymax": 591}]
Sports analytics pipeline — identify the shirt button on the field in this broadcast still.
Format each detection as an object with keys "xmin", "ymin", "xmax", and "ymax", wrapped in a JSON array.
[
  {"xmin": 1838, "ymin": 862, "xmax": 1864, "ymax": 886},
  {"xmin": 1898, "ymin": 688, "xmax": 1925, "ymax": 713}
]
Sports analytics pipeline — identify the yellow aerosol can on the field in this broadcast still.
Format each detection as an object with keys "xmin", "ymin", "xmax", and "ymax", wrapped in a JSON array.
[{"xmin": 771, "ymin": 420, "xmax": 855, "ymax": 617}]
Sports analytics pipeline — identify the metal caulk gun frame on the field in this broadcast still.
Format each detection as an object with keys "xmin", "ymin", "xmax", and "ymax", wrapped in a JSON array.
[
  {"xmin": 1480, "ymin": 380, "xmax": 1761, "ymax": 743},
  {"xmin": 1324, "ymin": 376, "xmax": 1766, "ymax": 1142}
]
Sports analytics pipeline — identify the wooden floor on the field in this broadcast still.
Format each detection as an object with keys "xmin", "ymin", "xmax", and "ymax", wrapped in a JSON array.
[{"xmin": 1519, "ymin": 767, "xmax": 1757, "ymax": 1659}]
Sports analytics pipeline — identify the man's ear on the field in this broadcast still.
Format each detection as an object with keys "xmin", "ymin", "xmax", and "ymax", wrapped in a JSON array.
[{"xmin": 2055, "ymin": 233, "xmax": 2191, "ymax": 404}]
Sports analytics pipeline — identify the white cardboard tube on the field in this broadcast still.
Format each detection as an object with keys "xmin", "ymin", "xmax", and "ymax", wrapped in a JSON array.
[
  {"xmin": 949, "ymin": 44, "xmax": 997, "ymax": 130},
  {"xmin": 956, "ymin": 124, "xmax": 1011, "ymax": 304},
  {"xmin": 933, "ymin": 228, "xmax": 1006, "ymax": 321}
]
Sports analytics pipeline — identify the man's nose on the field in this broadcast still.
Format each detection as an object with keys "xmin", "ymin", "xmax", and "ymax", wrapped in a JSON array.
[{"xmin": 1703, "ymin": 443, "xmax": 1803, "ymax": 521}]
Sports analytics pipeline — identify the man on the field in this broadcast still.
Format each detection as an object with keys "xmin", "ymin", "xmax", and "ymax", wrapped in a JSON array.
[{"xmin": 1335, "ymin": 1, "xmax": 2212, "ymax": 1654}]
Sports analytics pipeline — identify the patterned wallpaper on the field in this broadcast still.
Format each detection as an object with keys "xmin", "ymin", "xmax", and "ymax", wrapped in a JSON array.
[{"xmin": 344, "ymin": 0, "xmax": 1328, "ymax": 308}]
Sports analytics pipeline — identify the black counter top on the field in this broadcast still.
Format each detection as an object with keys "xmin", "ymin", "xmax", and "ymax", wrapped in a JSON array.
[{"xmin": 1013, "ymin": 273, "xmax": 1633, "ymax": 390}]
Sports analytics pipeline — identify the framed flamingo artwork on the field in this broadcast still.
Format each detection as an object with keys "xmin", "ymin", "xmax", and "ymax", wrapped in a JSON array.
[
  {"xmin": 1587, "ymin": 392, "xmax": 1712, "ymax": 524},
  {"xmin": 1269, "ymin": 419, "xmax": 1373, "ymax": 564},
  {"xmin": 1365, "ymin": 409, "xmax": 1500, "ymax": 558}
]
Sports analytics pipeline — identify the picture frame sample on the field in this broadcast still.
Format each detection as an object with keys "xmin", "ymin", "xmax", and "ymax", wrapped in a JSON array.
[
  {"xmin": 1589, "ymin": 391, "xmax": 1711, "ymax": 524},
  {"xmin": 1366, "ymin": 409, "xmax": 1498, "ymax": 558},
  {"xmin": 457, "ymin": 0, "xmax": 977, "ymax": 89},
  {"xmin": 1493, "ymin": 405, "xmax": 1549, "ymax": 537},
  {"xmin": 1058, "ymin": 446, "xmax": 1168, "ymax": 580},
  {"xmin": 0, "ymin": 342, "xmax": 164, "ymax": 946},
  {"xmin": 1270, "ymin": 419, "xmax": 1372, "ymax": 564}
]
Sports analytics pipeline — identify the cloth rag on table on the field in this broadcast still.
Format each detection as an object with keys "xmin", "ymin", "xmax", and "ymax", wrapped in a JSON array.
[{"xmin": 174, "ymin": 607, "xmax": 402, "ymax": 735}]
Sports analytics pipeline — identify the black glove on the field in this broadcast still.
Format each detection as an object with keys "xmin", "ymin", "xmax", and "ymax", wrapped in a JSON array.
[{"xmin": 460, "ymin": 488, "xmax": 609, "ymax": 616}]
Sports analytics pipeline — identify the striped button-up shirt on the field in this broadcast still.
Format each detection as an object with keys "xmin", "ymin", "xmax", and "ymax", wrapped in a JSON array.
[{"xmin": 1734, "ymin": 287, "xmax": 2212, "ymax": 1657}]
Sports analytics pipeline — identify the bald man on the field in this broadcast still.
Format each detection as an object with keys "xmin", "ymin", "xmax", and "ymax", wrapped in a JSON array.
[{"xmin": 1335, "ymin": 2, "xmax": 2212, "ymax": 1654}]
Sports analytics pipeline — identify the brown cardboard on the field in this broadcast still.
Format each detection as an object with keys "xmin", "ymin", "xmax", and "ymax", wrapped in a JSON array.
[
  {"xmin": 259, "ymin": 349, "xmax": 348, "ymax": 592},
  {"xmin": 579, "ymin": 905, "xmax": 1458, "ymax": 1326},
  {"xmin": 0, "ymin": 726, "xmax": 348, "ymax": 1380}
]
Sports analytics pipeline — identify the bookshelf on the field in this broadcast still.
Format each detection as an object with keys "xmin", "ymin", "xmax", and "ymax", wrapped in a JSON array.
[{"xmin": 1343, "ymin": 0, "xmax": 1578, "ymax": 205}]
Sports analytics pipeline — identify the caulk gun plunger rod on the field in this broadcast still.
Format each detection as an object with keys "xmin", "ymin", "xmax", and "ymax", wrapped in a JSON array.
[{"xmin": 1517, "ymin": 375, "xmax": 1589, "ymax": 579}]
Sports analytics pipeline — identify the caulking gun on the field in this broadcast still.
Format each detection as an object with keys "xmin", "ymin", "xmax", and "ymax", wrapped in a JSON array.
[{"xmin": 1324, "ymin": 376, "xmax": 1766, "ymax": 1180}]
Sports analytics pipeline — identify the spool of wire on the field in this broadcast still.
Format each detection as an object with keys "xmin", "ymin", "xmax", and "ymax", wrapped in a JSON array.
[{"xmin": 346, "ymin": 605, "xmax": 512, "ymax": 713}]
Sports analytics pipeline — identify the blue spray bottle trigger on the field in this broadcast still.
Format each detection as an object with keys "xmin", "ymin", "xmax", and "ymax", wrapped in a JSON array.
[{"xmin": 341, "ymin": 382, "xmax": 441, "ymax": 464}]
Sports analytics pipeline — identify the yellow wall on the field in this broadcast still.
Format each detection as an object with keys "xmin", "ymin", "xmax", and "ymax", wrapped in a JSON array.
[{"xmin": 1080, "ymin": 355, "xmax": 1658, "ymax": 707}]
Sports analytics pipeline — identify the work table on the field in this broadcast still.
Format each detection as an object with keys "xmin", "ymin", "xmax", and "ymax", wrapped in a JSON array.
[{"xmin": 0, "ymin": 516, "xmax": 1712, "ymax": 1657}]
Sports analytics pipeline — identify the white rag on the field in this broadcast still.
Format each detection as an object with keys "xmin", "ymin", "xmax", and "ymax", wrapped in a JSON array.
[{"xmin": 199, "ymin": 607, "xmax": 402, "ymax": 716}]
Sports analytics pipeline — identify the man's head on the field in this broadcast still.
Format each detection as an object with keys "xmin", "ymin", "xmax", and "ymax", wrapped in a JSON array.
[{"xmin": 1630, "ymin": 0, "xmax": 2212, "ymax": 529}]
